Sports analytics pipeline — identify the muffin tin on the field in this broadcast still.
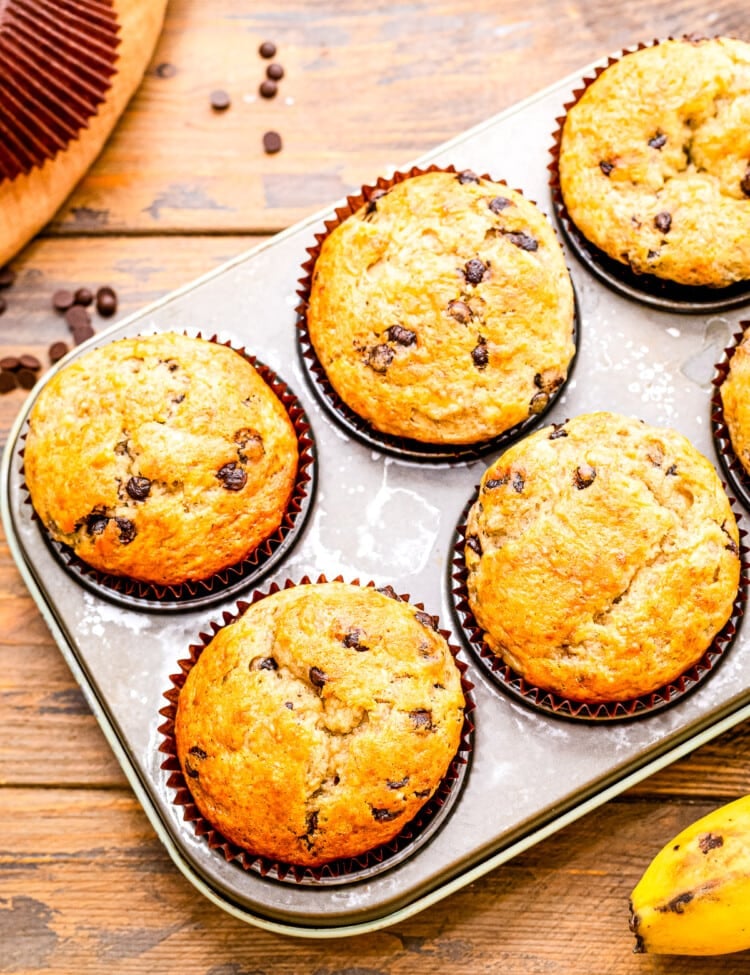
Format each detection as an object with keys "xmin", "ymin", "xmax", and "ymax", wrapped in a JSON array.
[{"xmin": 4, "ymin": 55, "xmax": 750, "ymax": 938}]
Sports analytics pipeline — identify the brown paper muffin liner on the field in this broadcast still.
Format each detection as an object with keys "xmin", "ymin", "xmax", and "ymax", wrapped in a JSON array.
[
  {"xmin": 20, "ymin": 333, "xmax": 317, "ymax": 613},
  {"xmin": 296, "ymin": 163, "xmax": 579, "ymax": 462},
  {"xmin": 0, "ymin": 0, "xmax": 120, "ymax": 182},
  {"xmin": 548, "ymin": 35, "xmax": 750, "ymax": 314},
  {"xmin": 450, "ymin": 488, "xmax": 747, "ymax": 723},
  {"xmin": 711, "ymin": 321, "xmax": 750, "ymax": 510},
  {"xmin": 158, "ymin": 574, "xmax": 475, "ymax": 885}
]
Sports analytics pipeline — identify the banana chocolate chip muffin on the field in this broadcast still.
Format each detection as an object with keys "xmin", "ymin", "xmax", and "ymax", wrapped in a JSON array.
[
  {"xmin": 305, "ymin": 169, "xmax": 576, "ymax": 445},
  {"xmin": 557, "ymin": 36, "xmax": 750, "ymax": 288},
  {"xmin": 719, "ymin": 327, "xmax": 750, "ymax": 477},
  {"xmin": 175, "ymin": 581, "xmax": 466, "ymax": 867},
  {"xmin": 464, "ymin": 411, "xmax": 741, "ymax": 703},
  {"xmin": 24, "ymin": 332, "xmax": 299, "ymax": 587}
]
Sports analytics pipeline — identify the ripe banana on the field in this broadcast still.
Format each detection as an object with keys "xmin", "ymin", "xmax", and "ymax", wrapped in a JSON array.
[{"xmin": 629, "ymin": 794, "xmax": 750, "ymax": 955}]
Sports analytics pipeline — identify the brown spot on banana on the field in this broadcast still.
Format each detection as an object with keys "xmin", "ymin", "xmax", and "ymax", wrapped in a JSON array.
[{"xmin": 698, "ymin": 832, "xmax": 723, "ymax": 854}]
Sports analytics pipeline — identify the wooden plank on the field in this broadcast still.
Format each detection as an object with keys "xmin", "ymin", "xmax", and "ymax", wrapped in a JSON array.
[{"xmin": 33, "ymin": 0, "xmax": 750, "ymax": 236}]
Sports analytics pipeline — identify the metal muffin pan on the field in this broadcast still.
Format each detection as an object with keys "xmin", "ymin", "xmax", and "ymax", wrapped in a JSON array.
[{"xmin": 4, "ymin": 58, "xmax": 750, "ymax": 938}]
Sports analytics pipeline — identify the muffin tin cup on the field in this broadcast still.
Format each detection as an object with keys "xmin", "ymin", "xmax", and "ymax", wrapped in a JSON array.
[
  {"xmin": 548, "ymin": 36, "xmax": 750, "ymax": 314},
  {"xmin": 711, "ymin": 321, "xmax": 750, "ymax": 510},
  {"xmin": 296, "ymin": 163, "xmax": 580, "ymax": 462},
  {"xmin": 449, "ymin": 488, "xmax": 748, "ymax": 723},
  {"xmin": 157, "ymin": 574, "xmax": 475, "ymax": 886},
  {"xmin": 21, "ymin": 334, "xmax": 318, "ymax": 613}
]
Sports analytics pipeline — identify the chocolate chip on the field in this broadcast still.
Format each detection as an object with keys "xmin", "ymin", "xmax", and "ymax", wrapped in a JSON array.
[
  {"xmin": 210, "ymin": 89, "xmax": 231, "ymax": 111},
  {"xmin": 488, "ymin": 195, "xmax": 512, "ymax": 213},
  {"xmin": 189, "ymin": 746, "xmax": 207, "ymax": 759},
  {"xmin": 343, "ymin": 628, "xmax": 369, "ymax": 651},
  {"xmin": 574, "ymin": 464, "xmax": 597, "ymax": 489},
  {"xmin": 599, "ymin": 161, "xmax": 614, "ymax": 176},
  {"xmin": 309, "ymin": 666, "xmax": 328, "ymax": 688},
  {"xmin": 511, "ymin": 471, "xmax": 525, "ymax": 493},
  {"xmin": 549, "ymin": 423, "xmax": 568, "ymax": 440},
  {"xmin": 0, "ymin": 296, "xmax": 6, "ymax": 315},
  {"xmin": 463, "ymin": 259, "xmax": 487, "ymax": 285},
  {"xmin": 665, "ymin": 464, "xmax": 678, "ymax": 476},
  {"xmin": 19, "ymin": 353, "xmax": 41, "ymax": 370},
  {"xmin": 184, "ymin": 758, "xmax": 199, "ymax": 779},
  {"xmin": 471, "ymin": 337, "xmax": 488, "ymax": 370},
  {"xmin": 125, "ymin": 476, "xmax": 151, "ymax": 501},
  {"xmin": 0, "ymin": 371, "xmax": 17, "ymax": 393},
  {"xmin": 53, "ymin": 289, "xmax": 75, "ymax": 312},
  {"xmin": 156, "ymin": 62, "xmax": 177, "ymax": 78},
  {"xmin": 371, "ymin": 807, "xmax": 401, "ymax": 822},
  {"xmin": 65, "ymin": 304, "xmax": 91, "ymax": 332},
  {"xmin": 306, "ymin": 810, "xmax": 319, "ymax": 835},
  {"xmin": 655, "ymin": 211, "xmax": 672, "ymax": 233},
  {"xmin": 387, "ymin": 777, "xmax": 409, "ymax": 789},
  {"xmin": 466, "ymin": 534, "xmax": 482, "ymax": 556},
  {"xmin": 377, "ymin": 585, "xmax": 400, "ymax": 600},
  {"xmin": 366, "ymin": 343, "xmax": 394, "ymax": 373},
  {"xmin": 115, "ymin": 517, "xmax": 136, "ymax": 544},
  {"xmin": 259, "ymin": 79, "xmax": 278, "ymax": 98},
  {"xmin": 726, "ymin": 537, "xmax": 740, "ymax": 556},
  {"xmin": 263, "ymin": 131, "xmax": 283, "ymax": 154},
  {"xmin": 457, "ymin": 169, "xmax": 479, "ymax": 184},
  {"xmin": 647, "ymin": 249, "xmax": 659, "ymax": 260},
  {"xmin": 84, "ymin": 510, "xmax": 108, "ymax": 535},
  {"xmin": 485, "ymin": 476, "xmax": 508, "ymax": 489},
  {"xmin": 529, "ymin": 391, "xmax": 549, "ymax": 415},
  {"xmin": 95, "ymin": 286, "xmax": 117, "ymax": 317},
  {"xmin": 502, "ymin": 230, "xmax": 538, "ymax": 251},
  {"xmin": 216, "ymin": 462, "xmax": 247, "ymax": 491},
  {"xmin": 447, "ymin": 299, "xmax": 472, "ymax": 323},
  {"xmin": 266, "ymin": 63, "xmax": 284, "ymax": 81},
  {"xmin": 385, "ymin": 324, "xmax": 416, "ymax": 346},
  {"xmin": 741, "ymin": 164, "xmax": 750, "ymax": 198},
  {"xmin": 0, "ymin": 266, "xmax": 15, "ymax": 288},
  {"xmin": 284, "ymin": 701, "xmax": 294, "ymax": 709},
  {"xmin": 648, "ymin": 133, "xmax": 667, "ymax": 150},
  {"xmin": 0, "ymin": 356, "xmax": 19, "ymax": 371},
  {"xmin": 415, "ymin": 610, "xmax": 438, "ymax": 631},
  {"xmin": 17, "ymin": 368, "xmax": 36, "ymax": 389},
  {"xmin": 365, "ymin": 188, "xmax": 387, "ymax": 215},
  {"xmin": 258, "ymin": 657, "xmax": 278, "ymax": 671},
  {"xmin": 71, "ymin": 321, "xmax": 95, "ymax": 345},
  {"xmin": 259, "ymin": 40, "xmax": 277, "ymax": 58},
  {"xmin": 410, "ymin": 708, "xmax": 433, "ymax": 730},
  {"xmin": 73, "ymin": 287, "xmax": 94, "ymax": 307}
]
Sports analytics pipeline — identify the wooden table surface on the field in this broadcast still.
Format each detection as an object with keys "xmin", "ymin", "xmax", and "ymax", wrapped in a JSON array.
[{"xmin": 3, "ymin": 1, "xmax": 750, "ymax": 971}]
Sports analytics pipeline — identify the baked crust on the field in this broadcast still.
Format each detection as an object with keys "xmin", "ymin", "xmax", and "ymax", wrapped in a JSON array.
[
  {"xmin": 558, "ymin": 37, "xmax": 750, "ymax": 288},
  {"xmin": 24, "ymin": 332, "xmax": 298, "ymax": 586},
  {"xmin": 175, "ymin": 582, "xmax": 465, "ymax": 866},
  {"xmin": 306, "ymin": 170, "xmax": 575, "ymax": 444},
  {"xmin": 464, "ymin": 412, "xmax": 740, "ymax": 702}
]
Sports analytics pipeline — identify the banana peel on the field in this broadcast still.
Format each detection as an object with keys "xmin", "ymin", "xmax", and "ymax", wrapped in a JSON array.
[
  {"xmin": 630, "ymin": 794, "xmax": 750, "ymax": 955},
  {"xmin": 0, "ymin": 0, "xmax": 168, "ymax": 268}
]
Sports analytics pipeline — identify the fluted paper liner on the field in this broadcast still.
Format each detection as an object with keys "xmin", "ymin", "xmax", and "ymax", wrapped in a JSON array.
[
  {"xmin": 450, "ymin": 489, "xmax": 747, "ymax": 723},
  {"xmin": 0, "ymin": 0, "xmax": 120, "ymax": 182},
  {"xmin": 158, "ymin": 575, "xmax": 475, "ymax": 886},
  {"xmin": 712, "ymin": 321, "xmax": 750, "ymax": 511},
  {"xmin": 297, "ymin": 164, "xmax": 579, "ymax": 462},
  {"xmin": 548, "ymin": 35, "xmax": 750, "ymax": 313},
  {"xmin": 20, "ymin": 333, "xmax": 317, "ymax": 613}
]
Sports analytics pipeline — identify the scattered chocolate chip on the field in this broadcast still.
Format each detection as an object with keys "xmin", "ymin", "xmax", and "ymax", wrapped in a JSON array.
[
  {"xmin": 343, "ymin": 628, "xmax": 369, "ymax": 651},
  {"xmin": 385, "ymin": 324, "xmax": 416, "ymax": 346},
  {"xmin": 529, "ymin": 391, "xmax": 549, "ymax": 415},
  {"xmin": 73, "ymin": 287, "xmax": 94, "ymax": 307},
  {"xmin": 366, "ymin": 343, "xmax": 394, "ymax": 373},
  {"xmin": 655, "ymin": 211, "xmax": 672, "ymax": 233},
  {"xmin": 365, "ymin": 187, "xmax": 387, "ymax": 215},
  {"xmin": 65, "ymin": 304, "xmax": 91, "ymax": 331},
  {"xmin": 466, "ymin": 534, "xmax": 482, "ymax": 556},
  {"xmin": 115, "ymin": 517, "xmax": 137, "ymax": 544},
  {"xmin": 647, "ymin": 249, "xmax": 659, "ymax": 260},
  {"xmin": 0, "ymin": 370, "xmax": 17, "ymax": 393},
  {"xmin": 665, "ymin": 464, "xmax": 678, "ymax": 476},
  {"xmin": 266, "ymin": 62, "xmax": 284, "ymax": 81},
  {"xmin": 95, "ymin": 286, "xmax": 117, "ymax": 317},
  {"xmin": 549, "ymin": 423, "xmax": 568, "ymax": 440},
  {"xmin": 53, "ymin": 289, "xmax": 75, "ymax": 312},
  {"xmin": 471, "ymin": 336, "xmax": 488, "ymax": 370},
  {"xmin": 741, "ymin": 164, "xmax": 750, "ymax": 198},
  {"xmin": 210, "ymin": 88, "xmax": 231, "ymax": 111},
  {"xmin": 599, "ymin": 160, "xmax": 614, "ymax": 176},
  {"xmin": 259, "ymin": 40, "xmax": 277, "ymax": 59},
  {"xmin": 502, "ymin": 230, "xmax": 539, "ymax": 251},
  {"xmin": 511, "ymin": 471, "xmax": 525, "ymax": 493},
  {"xmin": 648, "ymin": 133, "xmax": 667, "ymax": 150},
  {"xmin": 457, "ymin": 169, "xmax": 479, "ymax": 184},
  {"xmin": 410, "ymin": 708, "xmax": 433, "ymax": 730},
  {"xmin": 415, "ymin": 610, "xmax": 438, "ymax": 631},
  {"xmin": 84, "ymin": 510, "xmax": 109, "ymax": 535},
  {"xmin": 698, "ymin": 832, "xmax": 723, "ymax": 854},
  {"xmin": 0, "ymin": 266, "xmax": 15, "ymax": 288},
  {"xmin": 574, "ymin": 464, "xmax": 597, "ymax": 489},
  {"xmin": 463, "ymin": 258, "xmax": 487, "ymax": 285},
  {"xmin": 0, "ymin": 296, "xmax": 6, "ymax": 315},
  {"xmin": 19, "ymin": 353, "xmax": 41, "ymax": 370},
  {"xmin": 125, "ymin": 476, "xmax": 152, "ymax": 501},
  {"xmin": 447, "ymin": 299, "xmax": 472, "ymax": 323},
  {"xmin": 184, "ymin": 758, "xmax": 199, "ymax": 779},
  {"xmin": 156, "ymin": 62, "xmax": 177, "ymax": 79},
  {"xmin": 263, "ymin": 130, "xmax": 283, "ymax": 154},
  {"xmin": 309, "ymin": 666, "xmax": 329, "ymax": 688},
  {"xmin": 259, "ymin": 79, "xmax": 278, "ymax": 98},
  {"xmin": 216, "ymin": 462, "xmax": 247, "ymax": 491},
  {"xmin": 189, "ymin": 746, "xmax": 207, "ymax": 759},
  {"xmin": 485, "ymin": 475, "xmax": 509, "ymax": 489},
  {"xmin": 376, "ymin": 585, "xmax": 400, "ymax": 600},
  {"xmin": 284, "ymin": 701, "xmax": 294, "ymax": 709},
  {"xmin": 17, "ymin": 368, "xmax": 37, "ymax": 389},
  {"xmin": 371, "ymin": 807, "xmax": 401, "ymax": 822},
  {"xmin": 387, "ymin": 777, "xmax": 409, "ymax": 789},
  {"xmin": 488, "ymin": 195, "xmax": 512, "ymax": 213},
  {"xmin": 71, "ymin": 321, "xmax": 95, "ymax": 345},
  {"xmin": 258, "ymin": 657, "xmax": 278, "ymax": 671},
  {"xmin": 0, "ymin": 355, "xmax": 19, "ymax": 371}
]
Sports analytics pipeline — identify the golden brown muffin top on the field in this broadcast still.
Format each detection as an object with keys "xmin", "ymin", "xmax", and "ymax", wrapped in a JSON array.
[
  {"xmin": 558, "ymin": 37, "xmax": 750, "ymax": 288},
  {"xmin": 465, "ymin": 412, "xmax": 740, "ymax": 702},
  {"xmin": 306, "ymin": 170, "xmax": 575, "ymax": 445},
  {"xmin": 175, "ymin": 582, "xmax": 466, "ymax": 866},
  {"xmin": 24, "ymin": 332, "xmax": 298, "ymax": 586}
]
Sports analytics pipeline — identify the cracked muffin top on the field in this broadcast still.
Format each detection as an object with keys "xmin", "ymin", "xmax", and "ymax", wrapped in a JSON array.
[
  {"xmin": 305, "ymin": 169, "xmax": 576, "ymax": 445},
  {"xmin": 464, "ymin": 412, "xmax": 741, "ymax": 703},
  {"xmin": 558, "ymin": 36, "xmax": 750, "ymax": 288},
  {"xmin": 174, "ymin": 581, "xmax": 466, "ymax": 867},
  {"xmin": 24, "ymin": 332, "xmax": 298, "ymax": 586}
]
